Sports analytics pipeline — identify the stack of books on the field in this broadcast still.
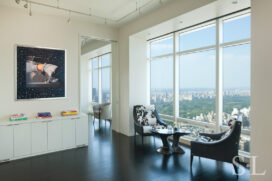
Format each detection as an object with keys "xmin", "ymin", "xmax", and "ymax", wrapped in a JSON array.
[
  {"xmin": 37, "ymin": 112, "xmax": 52, "ymax": 119},
  {"xmin": 10, "ymin": 114, "xmax": 28, "ymax": 121},
  {"xmin": 61, "ymin": 110, "xmax": 78, "ymax": 116}
]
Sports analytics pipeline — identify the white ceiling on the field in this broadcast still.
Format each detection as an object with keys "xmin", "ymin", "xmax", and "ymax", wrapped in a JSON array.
[{"xmin": 0, "ymin": 0, "xmax": 172, "ymax": 26}]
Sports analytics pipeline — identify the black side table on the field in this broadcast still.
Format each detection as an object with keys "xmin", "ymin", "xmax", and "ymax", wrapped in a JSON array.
[
  {"xmin": 152, "ymin": 129, "xmax": 173, "ymax": 155},
  {"xmin": 172, "ymin": 130, "xmax": 191, "ymax": 154}
]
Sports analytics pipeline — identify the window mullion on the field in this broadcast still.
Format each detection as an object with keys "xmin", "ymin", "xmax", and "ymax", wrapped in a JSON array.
[
  {"xmin": 174, "ymin": 32, "xmax": 179, "ymax": 124},
  {"xmin": 216, "ymin": 18, "xmax": 223, "ymax": 132},
  {"xmin": 98, "ymin": 57, "xmax": 102, "ymax": 103}
]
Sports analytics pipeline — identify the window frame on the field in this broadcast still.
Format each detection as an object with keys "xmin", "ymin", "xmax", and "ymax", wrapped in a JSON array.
[{"xmin": 148, "ymin": 10, "xmax": 251, "ymax": 156}]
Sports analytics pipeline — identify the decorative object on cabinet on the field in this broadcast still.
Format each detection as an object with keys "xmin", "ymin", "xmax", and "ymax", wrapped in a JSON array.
[
  {"xmin": 61, "ymin": 110, "xmax": 79, "ymax": 116},
  {"xmin": 37, "ymin": 112, "xmax": 52, "ymax": 119},
  {"xmin": 10, "ymin": 113, "xmax": 28, "ymax": 121}
]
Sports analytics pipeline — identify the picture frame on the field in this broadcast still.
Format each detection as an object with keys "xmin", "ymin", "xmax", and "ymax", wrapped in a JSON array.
[{"xmin": 15, "ymin": 45, "xmax": 67, "ymax": 100}]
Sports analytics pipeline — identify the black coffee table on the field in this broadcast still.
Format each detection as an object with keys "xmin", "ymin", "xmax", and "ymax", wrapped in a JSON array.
[{"xmin": 152, "ymin": 128, "xmax": 191, "ymax": 155}]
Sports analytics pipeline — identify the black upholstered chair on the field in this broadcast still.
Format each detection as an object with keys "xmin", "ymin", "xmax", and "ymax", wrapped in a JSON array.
[
  {"xmin": 190, "ymin": 120, "xmax": 242, "ymax": 176},
  {"xmin": 133, "ymin": 105, "xmax": 167, "ymax": 145}
]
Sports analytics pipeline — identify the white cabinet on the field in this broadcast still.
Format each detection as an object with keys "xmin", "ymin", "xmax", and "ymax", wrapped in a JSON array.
[
  {"xmin": 31, "ymin": 121, "xmax": 47, "ymax": 154},
  {"xmin": 0, "ymin": 114, "xmax": 88, "ymax": 161},
  {"xmin": 76, "ymin": 116, "xmax": 89, "ymax": 146},
  {"xmin": 62, "ymin": 118, "xmax": 76, "ymax": 149},
  {"xmin": 14, "ymin": 123, "xmax": 31, "ymax": 158},
  {"xmin": 48, "ymin": 120, "xmax": 62, "ymax": 151},
  {"xmin": 0, "ymin": 125, "xmax": 13, "ymax": 162}
]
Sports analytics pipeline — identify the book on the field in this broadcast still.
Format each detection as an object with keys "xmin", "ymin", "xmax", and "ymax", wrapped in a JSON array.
[{"xmin": 10, "ymin": 113, "xmax": 28, "ymax": 121}]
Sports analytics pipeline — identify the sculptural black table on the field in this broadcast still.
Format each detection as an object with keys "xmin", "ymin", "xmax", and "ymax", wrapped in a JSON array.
[
  {"xmin": 172, "ymin": 130, "xmax": 191, "ymax": 154},
  {"xmin": 152, "ymin": 128, "xmax": 191, "ymax": 155}
]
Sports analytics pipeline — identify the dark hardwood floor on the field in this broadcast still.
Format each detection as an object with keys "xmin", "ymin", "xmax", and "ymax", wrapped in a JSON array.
[{"xmin": 0, "ymin": 120, "xmax": 250, "ymax": 181}]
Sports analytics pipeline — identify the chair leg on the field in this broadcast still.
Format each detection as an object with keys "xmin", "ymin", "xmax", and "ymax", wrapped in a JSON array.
[
  {"xmin": 142, "ymin": 135, "xmax": 144, "ymax": 145},
  {"xmin": 233, "ymin": 163, "xmax": 239, "ymax": 178},
  {"xmin": 190, "ymin": 154, "xmax": 194, "ymax": 168},
  {"xmin": 134, "ymin": 130, "xmax": 136, "ymax": 144}
]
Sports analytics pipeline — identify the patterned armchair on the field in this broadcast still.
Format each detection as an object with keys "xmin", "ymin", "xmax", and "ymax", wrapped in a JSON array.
[{"xmin": 133, "ymin": 105, "xmax": 167, "ymax": 145}]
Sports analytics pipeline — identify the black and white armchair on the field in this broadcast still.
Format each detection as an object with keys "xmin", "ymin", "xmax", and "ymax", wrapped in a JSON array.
[{"xmin": 133, "ymin": 105, "xmax": 167, "ymax": 145}]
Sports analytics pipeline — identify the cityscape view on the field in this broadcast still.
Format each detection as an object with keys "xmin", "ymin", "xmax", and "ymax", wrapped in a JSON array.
[{"xmin": 151, "ymin": 88, "xmax": 250, "ymax": 152}]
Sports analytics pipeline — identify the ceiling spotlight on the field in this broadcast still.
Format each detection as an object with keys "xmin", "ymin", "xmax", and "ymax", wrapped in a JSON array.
[
  {"xmin": 159, "ymin": 0, "xmax": 163, "ymax": 5},
  {"xmin": 67, "ymin": 11, "xmax": 71, "ymax": 24},
  {"xmin": 24, "ymin": 2, "xmax": 28, "ymax": 9},
  {"xmin": 15, "ymin": 0, "xmax": 20, "ymax": 4},
  {"xmin": 29, "ymin": 2, "xmax": 32, "ymax": 16},
  {"xmin": 232, "ymin": 0, "xmax": 238, "ymax": 4}
]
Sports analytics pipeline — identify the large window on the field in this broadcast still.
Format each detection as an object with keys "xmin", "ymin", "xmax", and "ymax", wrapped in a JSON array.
[
  {"xmin": 150, "ymin": 37, "xmax": 174, "ymax": 116},
  {"xmin": 148, "ymin": 11, "xmax": 251, "ymax": 153},
  {"xmin": 90, "ymin": 53, "xmax": 111, "ymax": 103},
  {"xmin": 179, "ymin": 24, "xmax": 216, "ymax": 124}
]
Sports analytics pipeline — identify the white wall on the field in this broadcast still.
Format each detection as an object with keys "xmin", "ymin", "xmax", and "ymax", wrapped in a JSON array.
[
  {"xmin": 251, "ymin": 0, "xmax": 272, "ymax": 180},
  {"xmin": 0, "ymin": 5, "xmax": 117, "ymax": 120},
  {"xmin": 118, "ymin": 0, "xmax": 216, "ymax": 136},
  {"xmin": 129, "ymin": 36, "xmax": 149, "ymax": 134}
]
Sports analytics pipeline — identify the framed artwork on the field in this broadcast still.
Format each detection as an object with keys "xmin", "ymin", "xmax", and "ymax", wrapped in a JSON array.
[{"xmin": 15, "ymin": 45, "xmax": 66, "ymax": 100}]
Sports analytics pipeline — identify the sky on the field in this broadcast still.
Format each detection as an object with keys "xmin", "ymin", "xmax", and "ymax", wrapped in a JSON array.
[{"xmin": 150, "ymin": 15, "xmax": 251, "ymax": 90}]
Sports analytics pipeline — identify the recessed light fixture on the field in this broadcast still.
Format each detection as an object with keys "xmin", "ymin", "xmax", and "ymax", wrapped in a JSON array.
[
  {"xmin": 179, "ymin": 20, "xmax": 183, "ymax": 24},
  {"xmin": 15, "ymin": 0, "xmax": 20, "ymax": 4}
]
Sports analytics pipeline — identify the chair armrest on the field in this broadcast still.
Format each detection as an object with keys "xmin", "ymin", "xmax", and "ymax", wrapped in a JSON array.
[
  {"xmin": 199, "ymin": 132, "xmax": 226, "ymax": 140},
  {"xmin": 154, "ymin": 110, "xmax": 167, "ymax": 127}
]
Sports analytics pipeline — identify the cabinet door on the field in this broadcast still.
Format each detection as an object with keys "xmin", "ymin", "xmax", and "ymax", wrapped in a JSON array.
[
  {"xmin": 76, "ymin": 117, "xmax": 89, "ymax": 146},
  {"xmin": 48, "ymin": 120, "xmax": 62, "ymax": 151},
  {"xmin": 31, "ymin": 122, "xmax": 47, "ymax": 154},
  {"xmin": 62, "ymin": 119, "xmax": 76, "ymax": 149},
  {"xmin": 14, "ymin": 123, "xmax": 31, "ymax": 158},
  {"xmin": 0, "ymin": 125, "xmax": 13, "ymax": 161}
]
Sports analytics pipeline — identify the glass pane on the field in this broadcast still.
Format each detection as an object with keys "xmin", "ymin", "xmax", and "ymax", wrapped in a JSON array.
[
  {"xmin": 101, "ymin": 68, "xmax": 111, "ymax": 103},
  {"xmin": 101, "ymin": 54, "xmax": 111, "ymax": 67},
  {"xmin": 223, "ymin": 14, "xmax": 251, "ymax": 43},
  {"xmin": 150, "ymin": 36, "xmax": 173, "ymax": 57},
  {"xmin": 92, "ymin": 69, "xmax": 99, "ymax": 102},
  {"xmin": 179, "ymin": 50, "xmax": 216, "ymax": 123},
  {"xmin": 240, "ymin": 134, "xmax": 250, "ymax": 152},
  {"xmin": 150, "ymin": 56, "xmax": 173, "ymax": 116},
  {"xmin": 223, "ymin": 44, "xmax": 251, "ymax": 130},
  {"xmin": 179, "ymin": 24, "xmax": 216, "ymax": 51},
  {"xmin": 92, "ymin": 58, "xmax": 99, "ymax": 69}
]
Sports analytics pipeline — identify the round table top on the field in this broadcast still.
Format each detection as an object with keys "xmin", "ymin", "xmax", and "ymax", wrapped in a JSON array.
[{"xmin": 151, "ymin": 128, "xmax": 191, "ymax": 136}]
